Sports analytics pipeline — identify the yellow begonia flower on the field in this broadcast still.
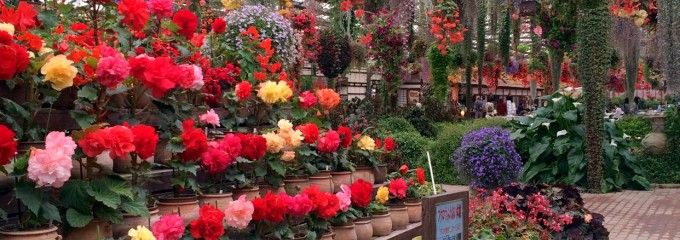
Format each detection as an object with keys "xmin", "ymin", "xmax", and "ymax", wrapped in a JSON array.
[
  {"xmin": 278, "ymin": 119, "xmax": 293, "ymax": 132},
  {"xmin": 376, "ymin": 186, "xmax": 389, "ymax": 204},
  {"xmin": 281, "ymin": 129, "xmax": 304, "ymax": 148},
  {"xmin": 263, "ymin": 132, "xmax": 285, "ymax": 153},
  {"xmin": 277, "ymin": 81, "xmax": 293, "ymax": 100},
  {"xmin": 41, "ymin": 55, "xmax": 77, "ymax": 91},
  {"xmin": 281, "ymin": 150, "xmax": 295, "ymax": 161},
  {"xmin": 358, "ymin": 135, "xmax": 376, "ymax": 151},
  {"xmin": 258, "ymin": 81, "xmax": 281, "ymax": 104},
  {"xmin": 128, "ymin": 225, "xmax": 156, "ymax": 240},
  {"xmin": 221, "ymin": 0, "xmax": 241, "ymax": 10},
  {"xmin": 0, "ymin": 22, "xmax": 15, "ymax": 36}
]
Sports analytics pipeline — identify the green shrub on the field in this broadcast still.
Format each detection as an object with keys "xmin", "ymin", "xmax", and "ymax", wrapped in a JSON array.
[
  {"xmin": 378, "ymin": 117, "xmax": 418, "ymax": 134},
  {"xmin": 390, "ymin": 131, "xmax": 431, "ymax": 170},
  {"xmin": 426, "ymin": 118, "xmax": 509, "ymax": 185},
  {"xmin": 401, "ymin": 107, "xmax": 437, "ymax": 138},
  {"xmin": 615, "ymin": 116, "xmax": 652, "ymax": 148},
  {"xmin": 638, "ymin": 150, "xmax": 680, "ymax": 184}
]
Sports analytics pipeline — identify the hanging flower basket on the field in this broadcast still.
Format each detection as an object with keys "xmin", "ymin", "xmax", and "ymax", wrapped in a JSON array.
[{"xmin": 519, "ymin": 0, "xmax": 539, "ymax": 16}]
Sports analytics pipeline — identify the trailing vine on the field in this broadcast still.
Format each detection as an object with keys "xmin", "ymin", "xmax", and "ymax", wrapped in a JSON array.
[
  {"xmin": 428, "ymin": 43, "xmax": 451, "ymax": 102},
  {"xmin": 477, "ymin": 0, "xmax": 487, "ymax": 96},
  {"xmin": 317, "ymin": 30, "xmax": 352, "ymax": 86},
  {"xmin": 577, "ymin": 2, "xmax": 610, "ymax": 192},
  {"xmin": 499, "ymin": 4, "xmax": 511, "ymax": 66}
]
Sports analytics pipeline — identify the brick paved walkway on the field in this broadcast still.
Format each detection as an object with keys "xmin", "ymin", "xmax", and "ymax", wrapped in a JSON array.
[{"xmin": 582, "ymin": 188, "xmax": 680, "ymax": 240}]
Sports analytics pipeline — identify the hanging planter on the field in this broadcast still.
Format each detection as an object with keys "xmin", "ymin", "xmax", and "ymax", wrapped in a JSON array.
[{"xmin": 519, "ymin": 0, "xmax": 539, "ymax": 16}]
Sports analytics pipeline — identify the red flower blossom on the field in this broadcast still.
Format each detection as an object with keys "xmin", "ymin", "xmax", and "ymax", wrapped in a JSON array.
[
  {"xmin": 0, "ymin": 32, "xmax": 29, "ymax": 80},
  {"xmin": 54, "ymin": 24, "xmax": 64, "ymax": 34},
  {"xmin": 269, "ymin": 62, "xmax": 281, "ymax": 73},
  {"xmin": 264, "ymin": 192, "xmax": 287, "ymax": 223},
  {"xmin": 172, "ymin": 9, "xmax": 198, "ymax": 40},
  {"xmin": 339, "ymin": 0, "xmax": 352, "ymax": 12},
  {"xmin": 200, "ymin": 147, "xmax": 231, "ymax": 175},
  {"xmin": 253, "ymin": 71, "xmax": 267, "ymax": 81},
  {"xmin": 118, "ymin": 0, "xmax": 150, "ymax": 31},
  {"xmin": 416, "ymin": 168, "xmax": 426, "ymax": 185},
  {"xmin": 383, "ymin": 137, "xmax": 395, "ymax": 152},
  {"xmin": 259, "ymin": 38, "xmax": 272, "ymax": 52},
  {"xmin": 389, "ymin": 178, "xmax": 407, "ymax": 199},
  {"xmin": 179, "ymin": 119, "xmax": 208, "ymax": 162},
  {"xmin": 130, "ymin": 124, "xmax": 159, "ymax": 159},
  {"xmin": 140, "ymin": 57, "xmax": 179, "ymax": 98},
  {"xmin": 147, "ymin": 0, "xmax": 173, "ymax": 19},
  {"xmin": 350, "ymin": 179, "xmax": 372, "ymax": 208},
  {"xmin": 235, "ymin": 81, "xmax": 252, "ymax": 102},
  {"xmin": 78, "ymin": 130, "xmax": 109, "ymax": 158},
  {"xmin": 316, "ymin": 192, "xmax": 340, "ymax": 219},
  {"xmin": 243, "ymin": 26, "xmax": 259, "ymax": 39},
  {"xmin": 16, "ymin": 31, "xmax": 42, "ymax": 51},
  {"xmin": 316, "ymin": 130, "xmax": 340, "ymax": 153},
  {"xmin": 235, "ymin": 133, "xmax": 266, "ymax": 161},
  {"xmin": 251, "ymin": 196, "xmax": 268, "ymax": 221},
  {"xmin": 190, "ymin": 205, "xmax": 225, "ymax": 240},
  {"xmin": 106, "ymin": 126, "xmax": 136, "ymax": 159},
  {"xmin": 70, "ymin": 23, "xmax": 88, "ymax": 31},
  {"xmin": 0, "ymin": 2, "xmax": 37, "ymax": 32},
  {"xmin": 399, "ymin": 165, "xmax": 409, "ymax": 175},
  {"xmin": 354, "ymin": 9, "xmax": 365, "ymax": 18},
  {"xmin": 375, "ymin": 138, "xmax": 382, "ymax": 149},
  {"xmin": 298, "ymin": 91, "xmax": 318, "ymax": 109},
  {"xmin": 296, "ymin": 123, "xmax": 319, "ymax": 144},
  {"xmin": 359, "ymin": 32, "xmax": 372, "ymax": 45},
  {"xmin": 337, "ymin": 126, "xmax": 352, "ymax": 148},
  {"xmin": 212, "ymin": 18, "xmax": 226, "ymax": 34},
  {"xmin": 0, "ymin": 124, "xmax": 18, "ymax": 165}
]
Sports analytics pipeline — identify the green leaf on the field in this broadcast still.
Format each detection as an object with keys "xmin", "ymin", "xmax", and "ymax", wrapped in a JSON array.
[
  {"xmin": 87, "ymin": 178, "xmax": 121, "ymax": 209},
  {"xmin": 9, "ymin": 152, "xmax": 29, "ymax": 176},
  {"xmin": 563, "ymin": 110, "xmax": 578, "ymax": 122},
  {"xmin": 77, "ymin": 85, "xmax": 98, "ymax": 101},
  {"xmin": 15, "ymin": 181, "xmax": 41, "ymax": 215},
  {"xmin": 38, "ymin": 10, "xmax": 58, "ymax": 29},
  {"xmin": 70, "ymin": 110, "xmax": 96, "ymax": 129},
  {"xmin": 254, "ymin": 167, "xmax": 267, "ymax": 177},
  {"xmin": 268, "ymin": 159, "xmax": 286, "ymax": 176},
  {"xmin": 167, "ymin": 141, "xmax": 186, "ymax": 153},
  {"xmin": 0, "ymin": 209, "xmax": 6, "ymax": 220},
  {"xmin": 121, "ymin": 200, "xmax": 150, "ymax": 217},
  {"xmin": 105, "ymin": 175, "xmax": 134, "ymax": 199},
  {"xmin": 176, "ymin": 45, "xmax": 190, "ymax": 57},
  {"xmin": 61, "ymin": 180, "xmax": 92, "ymax": 213},
  {"xmin": 3, "ymin": 98, "xmax": 30, "ymax": 119},
  {"xmin": 94, "ymin": 205, "xmax": 123, "ymax": 224},
  {"xmin": 528, "ymin": 142, "xmax": 549, "ymax": 163},
  {"xmin": 509, "ymin": 129, "xmax": 525, "ymax": 140},
  {"xmin": 291, "ymin": 107, "xmax": 307, "ymax": 120},
  {"xmin": 41, "ymin": 202, "xmax": 61, "ymax": 222},
  {"xmin": 66, "ymin": 208, "xmax": 94, "ymax": 228}
]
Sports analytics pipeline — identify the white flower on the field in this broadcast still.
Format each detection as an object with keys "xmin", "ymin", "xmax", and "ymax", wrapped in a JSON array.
[
  {"xmin": 542, "ymin": 122, "xmax": 550, "ymax": 128},
  {"xmin": 574, "ymin": 102, "xmax": 582, "ymax": 107},
  {"xmin": 610, "ymin": 140, "xmax": 617, "ymax": 147},
  {"xmin": 623, "ymin": 133, "xmax": 631, "ymax": 139},
  {"xmin": 565, "ymin": 87, "xmax": 574, "ymax": 92},
  {"xmin": 552, "ymin": 97, "xmax": 562, "ymax": 103},
  {"xmin": 557, "ymin": 130, "xmax": 568, "ymax": 137},
  {"xmin": 528, "ymin": 114, "xmax": 535, "ymax": 118}
]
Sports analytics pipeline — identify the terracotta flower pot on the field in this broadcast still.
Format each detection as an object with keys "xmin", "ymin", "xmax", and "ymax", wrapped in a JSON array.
[
  {"xmin": 65, "ymin": 219, "xmax": 112, "ymax": 240},
  {"xmin": 320, "ymin": 232, "xmax": 335, "ymax": 240},
  {"xmin": 330, "ymin": 171, "xmax": 352, "ymax": 193},
  {"xmin": 309, "ymin": 170, "xmax": 334, "ymax": 193},
  {"xmin": 373, "ymin": 164, "xmax": 388, "ymax": 184},
  {"xmin": 232, "ymin": 186, "xmax": 261, "ymax": 201},
  {"xmin": 0, "ymin": 225, "xmax": 61, "ymax": 240},
  {"xmin": 199, "ymin": 192, "xmax": 233, "ymax": 210},
  {"xmin": 283, "ymin": 175, "xmax": 310, "ymax": 195},
  {"xmin": 153, "ymin": 141, "xmax": 172, "ymax": 165},
  {"xmin": 112, "ymin": 208, "xmax": 160, "ymax": 238},
  {"xmin": 258, "ymin": 183, "xmax": 286, "ymax": 197},
  {"xmin": 405, "ymin": 199, "xmax": 423, "ymax": 223},
  {"xmin": 331, "ymin": 221, "xmax": 357, "ymax": 240},
  {"xmin": 354, "ymin": 217, "xmax": 373, "ymax": 240},
  {"xmin": 157, "ymin": 195, "xmax": 200, "ymax": 224},
  {"xmin": 351, "ymin": 166, "xmax": 374, "ymax": 184},
  {"xmin": 370, "ymin": 211, "xmax": 392, "ymax": 237},
  {"xmin": 113, "ymin": 153, "xmax": 154, "ymax": 173},
  {"xmin": 388, "ymin": 204, "xmax": 409, "ymax": 230}
]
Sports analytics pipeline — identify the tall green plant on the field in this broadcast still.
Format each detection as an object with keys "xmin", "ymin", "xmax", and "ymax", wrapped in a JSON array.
[
  {"xmin": 477, "ymin": 0, "xmax": 487, "ymax": 96},
  {"xmin": 578, "ymin": 2, "xmax": 611, "ymax": 192},
  {"xmin": 428, "ymin": 44, "xmax": 450, "ymax": 102},
  {"xmin": 510, "ymin": 92, "xmax": 649, "ymax": 192},
  {"xmin": 499, "ymin": 4, "xmax": 511, "ymax": 66},
  {"xmin": 658, "ymin": 0, "xmax": 680, "ymax": 94}
]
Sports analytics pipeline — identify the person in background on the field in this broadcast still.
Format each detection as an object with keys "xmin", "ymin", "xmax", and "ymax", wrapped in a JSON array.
[
  {"xmin": 474, "ymin": 96, "xmax": 484, "ymax": 119},
  {"xmin": 633, "ymin": 96, "xmax": 640, "ymax": 114},
  {"xmin": 612, "ymin": 104, "xmax": 624, "ymax": 119},
  {"xmin": 485, "ymin": 98, "xmax": 495, "ymax": 117},
  {"xmin": 623, "ymin": 98, "xmax": 630, "ymax": 114},
  {"xmin": 517, "ymin": 102, "xmax": 525, "ymax": 116},
  {"xmin": 497, "ymin": 96, "xmax": 507, "ymax": 116},
  {"xmin": 657, "ymin": 101, "xmax": 667, "ymax": 113}
]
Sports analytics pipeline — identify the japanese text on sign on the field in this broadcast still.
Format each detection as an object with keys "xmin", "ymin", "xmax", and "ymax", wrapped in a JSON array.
[{"xmin": 435, "ymin": 200, "xmax": 463, "ymax": 240}]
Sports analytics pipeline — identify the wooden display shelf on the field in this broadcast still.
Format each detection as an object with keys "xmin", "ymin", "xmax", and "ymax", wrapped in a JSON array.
[{"xmin": 374, "ymin": 222, "xmax": 423, "ymax": 240}]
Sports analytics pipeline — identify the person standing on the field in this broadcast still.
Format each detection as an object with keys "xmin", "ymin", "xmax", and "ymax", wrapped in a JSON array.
[
  {"xmin": 474, "ymin": 96, "xmax": 484, "ymax": 119},
  {"xmin": 497, "ymin": 97, "xmax": 507, "ymax": 116}
]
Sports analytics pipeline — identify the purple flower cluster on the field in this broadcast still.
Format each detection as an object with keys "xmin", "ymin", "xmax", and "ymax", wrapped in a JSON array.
[
  {"xmin": 223, "ymin": 4, "xmax": 298, "ymax": 64},
  {"xmin": 452, "ymin": 127, "xmax": 522, "ymax": 189}
]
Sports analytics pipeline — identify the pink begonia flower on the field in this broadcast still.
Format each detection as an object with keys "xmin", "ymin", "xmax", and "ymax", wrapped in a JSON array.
[
  {"xmin": 189, "ymin": 65, "xmax": 204, "ymax": 91},
  {"xmin": 152, "ymin": 214, "xmax": 186, "ymax": 240},
  {"xmin": 219, "ymin": 133, "xmax": 242, "ymax": 160},
  {"xmin": 27, "ymin": 149, "xmax": 72, "ymax": 188},
  {"xmin": 282, "ymin": 193, "xmax": 313, "ymax": 217},
  {"xmin": 533, "ymin": 26, "xmax": 543, "ymax": 36},
  {"xmin": 45, "ymin": 131, "xmax": 77, "ymax": 156},
  {"xmin": 199, "ymin": 109, "xmax": 220, "ymax": 127},
  {"xmin": 225, "ymin": 195, "xmax": 254, "ymax": 229},
  {"xmin": 147, "ymin": 0, "xmax": 174, "ymax": 19},
  {"xmin": 96, "ymin": 55, "xmax": 130, "ymax": 89},
  {"xmin": 336, "ymin": 184, "xmax": 352, "ymax": 212}
]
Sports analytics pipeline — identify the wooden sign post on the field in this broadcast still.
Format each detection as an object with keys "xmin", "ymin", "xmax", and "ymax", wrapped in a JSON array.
[{"xmin": 422, "ymin": 190, "xmax": 469, "ymax": 240}]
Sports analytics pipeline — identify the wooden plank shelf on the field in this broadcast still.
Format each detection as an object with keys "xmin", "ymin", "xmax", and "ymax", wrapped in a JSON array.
[{"xmin": 374, "ymin": 222, "xmax": 423, "ymax": 240}]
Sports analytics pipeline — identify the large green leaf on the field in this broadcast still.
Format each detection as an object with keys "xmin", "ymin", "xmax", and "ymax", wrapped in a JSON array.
[
  {"xmin": 15, "ymin": 181, "xmax": 41, "ymax": 214},
  {"xmin": 41, "ymin": 202, "xmax": 61, "ymax": 222},
  {"xmin": 528, "ymin": 142, "xmax": 549, "ymax": 163},
  {"xmin": 77, "ymin": 85, "xmax": 98, "ymax": 101},
  {"xmin": 70, "ymin": 110, "xmax": 96, "ymax": 129},
  {"xmin": 66, "ymin": 208, "xmax": 94, "ymax": 228},
  {"xmin": 121, "ymin": 199, "xmax": 150, "ymax": 217},
  {"xmin": 61, "ymin": 180, "xmax": 91, "ymax": 212},
  {"xmin": 93, "ymin": 205, "xmax": 123, "ymax": 224},
  {"xmin": 38, "ymin": 10, "xmax": 58, "ymax": 29},
  {"xmin": 268, "ymin": 159, "xmax": 286, "ymax": 176},
  {"xmin": 105, "ymin": 176, "xmax": 134, "ymax": 199},
  {"xmin": 87, "ymin": 178, "xmax": 121, "ymax": 209}
]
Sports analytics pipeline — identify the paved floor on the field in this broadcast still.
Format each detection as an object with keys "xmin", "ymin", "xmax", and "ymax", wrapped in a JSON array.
[{"xmin": 582, "ymin": 188, "xmax": 680, "ymax": 240}]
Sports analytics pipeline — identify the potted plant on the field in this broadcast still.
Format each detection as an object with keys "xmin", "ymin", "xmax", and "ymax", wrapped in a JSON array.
[
  {"xmin": 226, "ymin": 132, "xmax": 267, "ymax": 201},
  {"xmin": 373, "ymin": 137, "xmax": 396, "ymax": 183},
  {"xmin": 302, "ymin": 186, "xmax": 340, "ymax": 240},
  {"xmin": 0, "ymin": 131, "xmax": 70, "ymax": 240},
  {"xmin": 196, "ymin": 133, "xmax": 241, "ymax": 210},
  {"xmin": 330, "ymin": 126, "xmax": 355, "ymax": 192},
  {"xmin": 296, "ymin": 123, "xmax": 335, "ymax": 193},
  {"xmin": 383, "ymin": 175, "xmax": 408, "ymax": 230},
  {"xmin": 263, "ymin": 119, "xmax": 307, "ymax": 194},
  {"xmin": 329, "ymin": 184, "xmax": 360, "ymax": 240},
  {"xmin": 367, "ymin": 201, "xmax": 391, "ymax": 237},
  {"xmin": 158, "ymin": 119, "xmax": 207, "ymax": 224},
  {"xmin": 349, "ymin": 179, "xmax": 373, "ymax": 240},
  {"xmin": 69, "ymin": 125, "xmax": 153, "ymax": 238},
  {"xmin": 403, "ymin": 166, "xmax": 426, "ymax": 223},
  {"xmin": 349, "ymin": 134, "xmax": 378, "ymax": 184}
]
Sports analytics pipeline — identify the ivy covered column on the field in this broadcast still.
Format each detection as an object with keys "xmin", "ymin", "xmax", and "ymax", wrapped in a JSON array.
[
  {"xmin": 577, "ymin": 1, "xmax": 610, "ymax": 192},
  {"xmin": 658, "ymin": 0, "xmax": 680, "ymax": 94}
]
